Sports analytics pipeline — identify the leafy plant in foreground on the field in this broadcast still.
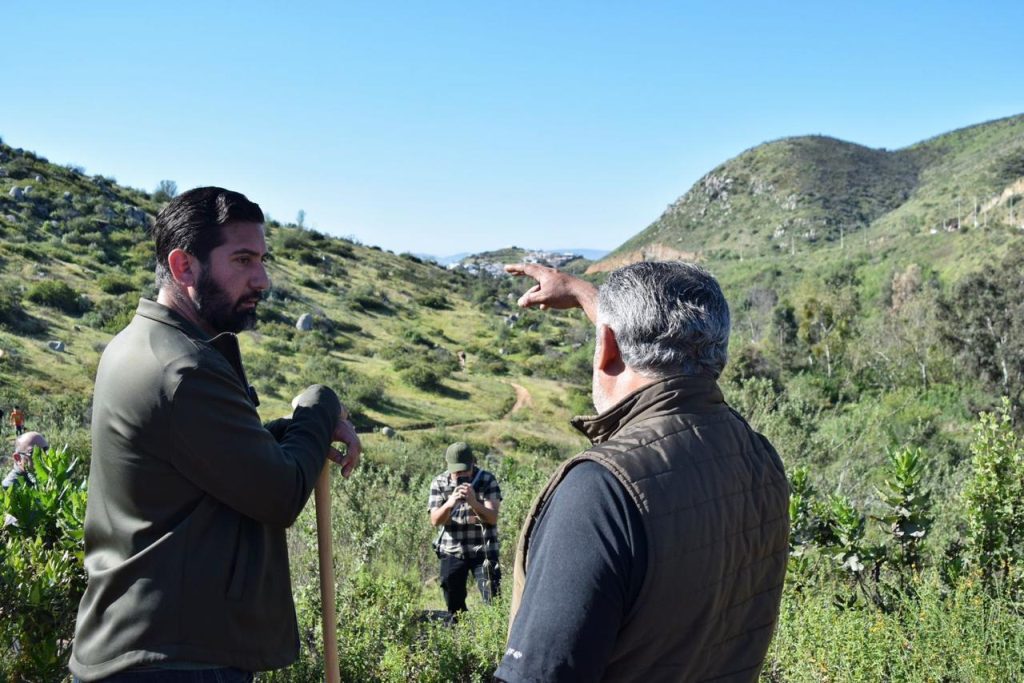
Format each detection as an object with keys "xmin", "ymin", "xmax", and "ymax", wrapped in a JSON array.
[
  {"xmin": 875, "ymin": 447, "xmax": 932, "ymax": 577},
  {"xmin": 0, "ymin": 444, "xmax": 88, "ymax": 682},
  {"xmin": 961, "ymin": 397, "xmax": 1024, "ymax": 594}
]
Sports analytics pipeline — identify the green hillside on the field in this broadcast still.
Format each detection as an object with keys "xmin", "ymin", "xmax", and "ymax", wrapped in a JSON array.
[
  {"xmin": 597, "ymin": 113, "xmax": 1024, "ymax": 273},
  {"xmin": 0, "ymin": 137, "xmax": 592, "ymax": 450},
  {"xmin": 4, "ymin": 119, "xmax": 1024, "ymax": 681}
]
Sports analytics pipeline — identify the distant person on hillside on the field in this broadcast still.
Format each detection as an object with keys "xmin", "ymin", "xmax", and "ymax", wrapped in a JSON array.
[
  {"xmin": 69, "ymin": 187, "xmax": 362, "ymax": 683},
  {"xmin": 494, "ymin": 261, "xmax": 789, "ymax": 683},
  {"xmin": 428, "ymin": 442, "xmax": 502, "ymax": 616},
  {"xmin": 10, "ymin": 406, "xmax": 25, "ymax": 436},
  {"xmin": 2, "ymin": 431, "xmax": 48, "ymax": 489}
]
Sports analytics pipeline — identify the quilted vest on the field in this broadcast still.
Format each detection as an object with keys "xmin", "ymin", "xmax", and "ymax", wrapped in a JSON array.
[{"xmin": 509, "ymin": 375, "xmax": 790, "ymax": 682}]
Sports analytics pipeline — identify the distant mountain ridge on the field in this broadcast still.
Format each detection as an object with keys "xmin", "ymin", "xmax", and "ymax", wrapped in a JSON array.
[{"xmin": 592, "ymin": 114, "xmax": 1024, "ymax": 272}]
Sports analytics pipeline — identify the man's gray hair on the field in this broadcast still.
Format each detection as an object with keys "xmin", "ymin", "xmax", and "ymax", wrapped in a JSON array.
[{"xmin": 597, "ymin": 261, "xmax": 731, "ymax": 379}]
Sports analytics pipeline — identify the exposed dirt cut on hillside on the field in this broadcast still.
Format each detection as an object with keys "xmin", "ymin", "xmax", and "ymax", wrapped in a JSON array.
[{"xmin": 586, "ymin": 243, "xmax": 702, "ymax": 274}]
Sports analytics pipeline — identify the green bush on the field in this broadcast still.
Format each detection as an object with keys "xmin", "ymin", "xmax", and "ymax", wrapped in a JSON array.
[
  {"xmin": 378, "ymin": 600, "xmax": 508, "ymax": 682},
  {"xmin": 343, "ymin": 373, "xmax": 386, "ymax": 412},
  {"xmin": 97, "ymin": 273, "xmax": 137, "ymax": 295},
  {"xmin": 766, "ymin": 572, "xmax": 1024, "ymax": 682},
  {"xmin": 0, "ymin": 444, "xmax": 88, "ymax": 682},
  {"xmin": 470, "ymin": 349, "xmax": 508, "ymax": 376},
  {"xmin": 876, "ymin": 447, "xmax": 932, "ymax": 576},
  {"xmin": 26, "ymin": 280, "xmax": 87, "ymax": 315},
  {"xmin": 400, "ymin": 363, "xmax": 445, "ymax": 391},
  {"xmin": 416, "ymin": 293, "xmax": 451, "ymax": 310},
  {"xmin": 0, "ymin": 282, "xmax": 27, "ymax": 328},
  {"xmin": 962, "ymin": 397, "xmax": 1024, "ymax": 593},
  {"xmin": 298, "ymin": 276, "xmax": 327, "ymax": 291},
  {"xmin": 297, "ymin": 249, "xmax": 322, "ymax": 267},
  {"xmin": 82, "ymin": 295, "xmax": 136, "ymax": 333},
  {"xmin": 349, "ymin": 286, "xmax": 392, "ymax": 313},
  {"xmin": 278, "ymin": 231, "xmax": 310, "ymax": 251},
  {"xmin": 246, "ymin": 351, "xmax": 288, "ymax": 387},
  {"xmin": 294, "ymin": 355, "xmax": 350, "ymax": 395}
]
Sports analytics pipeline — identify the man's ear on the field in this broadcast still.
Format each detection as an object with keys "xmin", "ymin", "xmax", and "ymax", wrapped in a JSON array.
[
  {"xmin": 596, "ymin": 324, "xmax": 621, "ymax": 372},
  {"xmin": 166, "ymin": 248, "xmax": 198, "ymax": 287}
]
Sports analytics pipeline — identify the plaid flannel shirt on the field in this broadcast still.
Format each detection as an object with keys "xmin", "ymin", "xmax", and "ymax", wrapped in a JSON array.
[{"xmin": 428, "ymin": 467, "xmax": 502, "ymax": 561}]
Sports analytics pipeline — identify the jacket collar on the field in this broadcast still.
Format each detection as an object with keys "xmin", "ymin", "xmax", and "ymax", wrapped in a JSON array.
[
  {"xmin": 571, "ymin": 374, "xmax": 725, "ymax": 445},
  {"xmin": 134, "ymin": 297, "xmax": 211, "ymax": 337},
  {"xmin": 134, "ymin": 298, "xmax": 257, "ymax": 406}
]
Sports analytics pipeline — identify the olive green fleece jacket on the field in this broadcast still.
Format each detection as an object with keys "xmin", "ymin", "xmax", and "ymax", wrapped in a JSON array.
[{"xmin": 69, "ymin": 299, "xmax": 341, "ymax": 680}]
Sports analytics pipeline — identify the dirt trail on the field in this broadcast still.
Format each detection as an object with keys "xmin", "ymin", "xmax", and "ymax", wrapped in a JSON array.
[{"xmin": 508, "ymin": 382, "xmax": 533, "ymax": 415}]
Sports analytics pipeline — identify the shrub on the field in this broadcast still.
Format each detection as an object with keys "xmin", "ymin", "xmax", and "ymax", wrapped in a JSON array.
[
  {"xmin": 0, "ymin": 445, "xmax": 88, "ymax": 681},
  {"xmin": 876, "ymin": 447, "xmax": 932, "ymax": 575},
  {"xmin": 962, "ymin": 398, "xmax": 1024, "ymax": 593},
  {"xmin": 246, "ymin": 351, "xmax": 288, "ymax": 387},
  {"xmin": 294, "ymin": 355, "xmax": 350, "ymax": 394},
  {"xmin": 26, "ymin": 280, "xmax": 87, "ymax": 315},
  {"xmin": 349, "ymin": 286, "xmax": 392, "ymax": 313},
  {"xmin": 473, "ymin": 349, "xmax": 508, "ymax": 376},
  {"xmin": 82, "ymin": 295, "xmax": 136, "ymax": 333},
  {"xmin": 278, "ymin": 231, "xmax": 308, "ymax": 250},
  {"xmin": 97, "ymin": 273, "xmax": 137, "ymax": 295},
  {"xmin": 428, "ymin": 347, "xmax": 460, "ymax": 375},
  {"xmin": 298, "ymin": 276, "xmax": 327, "ymax": 291},
  {"xmin": 343, "ymin": 373, "xmax": 386, "ymax": 411},
  {"xmin": 416, "ymin": 293, "xmax": 451, "ymax": 310},
  {"xmin": 0, "ymin": 282, "xmax": 27, "ymax": 328},
  {"xmin": 297, "ymin": 249, "xmax": 322, "ymax": 267},
  {"xmin": 400, "ymin": 363, "xmax": 444, "ymax": 391},
  {"xmin": 767, "ymin": 572, "xmax": 1024, "ymax": 682}
]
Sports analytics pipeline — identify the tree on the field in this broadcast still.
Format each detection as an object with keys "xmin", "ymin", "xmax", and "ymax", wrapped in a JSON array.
[
  {"xmin": 796, "ymin": 291, "xmax": 859, "ymax": 379},
  {"xmin": 153, "ymin": 180, "xmax": 178, "ymax": 202},
  {"xmin": 857, "ymin": 264, "xmax": 947, "ymax": 391},
  {"xmin": 939, "ymin": 251, "xmax": 1024, "ymax": 410}
]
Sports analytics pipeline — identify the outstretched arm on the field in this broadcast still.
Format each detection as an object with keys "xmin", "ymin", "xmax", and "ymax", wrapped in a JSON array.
[{"xmin": 504, "ymin": 263, "xmax": 599, "ymax": 324}]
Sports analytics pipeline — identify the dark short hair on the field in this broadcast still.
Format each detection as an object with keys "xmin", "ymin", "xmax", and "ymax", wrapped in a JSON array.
[{"xmin": 152, "ymin": 187, "xmax": 264, "ymax": 287}]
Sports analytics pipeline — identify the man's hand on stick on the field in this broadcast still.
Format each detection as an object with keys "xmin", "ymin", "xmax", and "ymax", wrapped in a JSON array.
[{"xmin": 328, "ymin": 406, "xmax": 361, "ymax": 477}]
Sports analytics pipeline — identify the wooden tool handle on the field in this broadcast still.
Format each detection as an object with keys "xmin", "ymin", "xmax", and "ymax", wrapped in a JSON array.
[{"xmin": 315, "ymin": 462, "xmax": 340, "ymax": 683}]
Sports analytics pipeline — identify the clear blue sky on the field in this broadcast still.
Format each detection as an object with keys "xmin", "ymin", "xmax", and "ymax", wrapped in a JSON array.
[{"xmin": 4, "ymin": 2, "xmax": 1021, "ymax": 256}]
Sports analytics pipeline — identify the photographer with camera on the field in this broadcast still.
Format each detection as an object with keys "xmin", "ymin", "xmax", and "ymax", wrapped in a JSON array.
[{"xmin": 428, "ymin": 442, "xmax": 502, "ymax": 617}]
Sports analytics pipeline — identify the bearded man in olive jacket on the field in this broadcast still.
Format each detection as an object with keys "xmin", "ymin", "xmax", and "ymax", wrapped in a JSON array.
[
  {"xmin": 495, "ymin": 261, "xmax": 789, "ymax": 683},
  {"xmin": 70, "ymin": 187, "xmax": 361, "ymax": 682}
]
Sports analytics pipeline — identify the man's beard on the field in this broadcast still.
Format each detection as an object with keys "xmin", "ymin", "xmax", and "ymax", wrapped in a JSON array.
[{"xmin": 194, "ymin": 268, "xmax": 260, "ymax": 334}]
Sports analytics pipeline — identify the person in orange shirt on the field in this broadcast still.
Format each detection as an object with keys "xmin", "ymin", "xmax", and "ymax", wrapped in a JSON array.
[{"xmin": 11, "ymin": 406, "xmax": 25, "ymax": 436}]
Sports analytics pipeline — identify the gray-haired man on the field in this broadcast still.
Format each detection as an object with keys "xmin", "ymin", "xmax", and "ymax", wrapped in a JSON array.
[{"xmin": 495, "ymin": 261, "xmax": 789, "ymax": 683}]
